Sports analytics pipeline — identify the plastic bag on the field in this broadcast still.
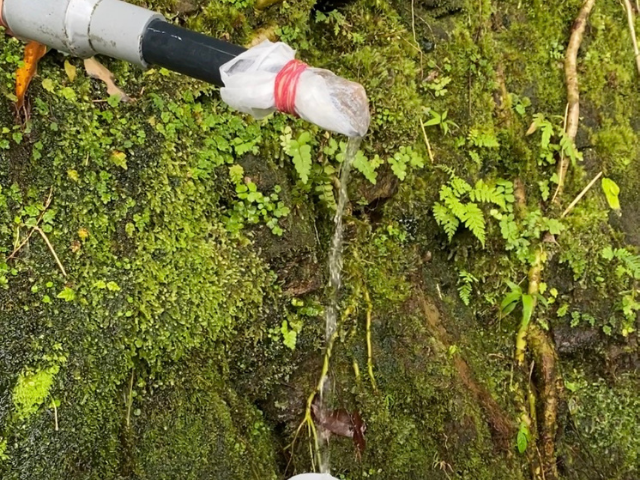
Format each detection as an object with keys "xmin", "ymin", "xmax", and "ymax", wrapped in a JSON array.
[{"xmin": 219, "ymin": 40, "xmax": 369, "ymax": 138}]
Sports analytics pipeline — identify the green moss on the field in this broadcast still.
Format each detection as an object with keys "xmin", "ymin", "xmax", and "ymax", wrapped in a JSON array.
[
  {"xmin": 1, "ymin": 0, "xmax": 640, "ymax": 478},
  {"xmin": 132, "ymin": 359, "xmax": 278, "ymax": 480},
  {"xmin": 12, "ymin": 366, "xmax": 58, "ymax": 421}
]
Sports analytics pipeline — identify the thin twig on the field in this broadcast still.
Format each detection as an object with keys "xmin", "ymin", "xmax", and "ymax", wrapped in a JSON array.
[
  {"xmin": 410, "ymin": 0, "xmax": 423, "ymax": 76},
  {"xmin": 52, "ymin": 401, "xmax": 58, "ymax": 431},
  {"xmin": 34, "ymin": 226, "xmax": 66, "ymax": 277},
  {"xmin": 622, "ymin": 0, "xmax": 640, "ymax": 75},
  {"xmin": 7, "ymin": 188, "xmax": 54, "ymax": 260},
  {"xmin": 553, "ymin": 0, "xmax": 596, "ymax": 203},
  {"xmin": 126, "ymin": 369, "xmax": 135, "ymax": 429},
  {"xmin": 363, "ymin": 288, "xmax": 377, "ymax": 392},
  {"xmin": 561, "ymin": 171, "xmax": 603, "ymax": 218},
  {"xmin": 420, "ymin": 118, "xmax": 435, "ymax": 163},
  {"xmin": 411, "ymin": 0, "xmax": 417, "ymax": 45}
]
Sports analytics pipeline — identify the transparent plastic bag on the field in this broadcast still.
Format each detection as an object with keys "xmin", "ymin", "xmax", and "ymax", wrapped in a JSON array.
[{"xmin": 219, "ymin": 40, "xmax": 369, "ymax": 138}]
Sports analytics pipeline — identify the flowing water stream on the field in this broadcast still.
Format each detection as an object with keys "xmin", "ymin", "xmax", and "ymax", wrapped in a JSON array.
[{"xmin": 319, "ymin": 136, "xmax": 362, "ymax": 474}]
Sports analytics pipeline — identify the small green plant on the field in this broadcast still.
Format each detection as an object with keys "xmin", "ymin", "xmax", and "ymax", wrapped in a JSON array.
[
  {"xmin": 0, "ymin": 437, "xmax": 7, "ymax": 461},
  {"xmin": 424, "ymin": 58, "xmax": 453, "ymax": 97},
  {"xmin": 424, "ymin": 109, "xmax": 457, "ymax": 135},
  {"xmin": 501, "ymin": 279, "xmax": 548, "ymax": 363},
  {"xmin": 433, "ymin": 169, "xmax": 514, "ymax": 247},
  {"xmin": 225, "ymin": 165, "xmax": 290, "ymax": 236},
  {"xmin": 13, "ymin": 366, "xmax": 59, "ymax": 421},
  {"xmin": 57, "ymin": 287, "xmax": 76, "ymax": 302},
  {"xmin": 280, "ymin": 319, "xmax": 303, "ymax": 350},
  {"xmin": 457, "ymin": 270, "xmax": 478, "ymax": 306},
  {"xmin": 601, "ymin": 246, "xmax": 640, "ymax": 336},
  {"xmin": 492, "ymin": 209, "xmax": 564, "ymax": 264},
  {"xmin": 466, "ymin": 127, "xmax": 500, "ymax": 166},
  {"xmin": 281, "ymin": 128, "xmax": 313, "ymax": 184},
  {"xmin": 387, "ymin": 146, "xmax": 424, "ymax": 181},
  {"xmin": 324, "ymin": 137, "xmax": 383, "ymax": 184},
  {"xmin": 517, "ymin": 421, "xmax": 531, "ymax": 454},
  {"xmin": 315, "ymin": 10, "xmax": 365, "ymax": 44},
  {"xmin": 601, "ymin": 177, "xmax": 621, "ymax": 211},
  {"xmin": 526, "ymin": 113, "xmax": 582, "ymax": 167},
  {"xmin": 509, "ymin": 94, "xmax": 531, "ymax": 116}
]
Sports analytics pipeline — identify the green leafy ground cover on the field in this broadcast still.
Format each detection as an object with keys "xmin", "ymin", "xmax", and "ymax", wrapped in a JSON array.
[{"xmin": 0, "ymin": 0, "xmax": 639, "ymax": 478}]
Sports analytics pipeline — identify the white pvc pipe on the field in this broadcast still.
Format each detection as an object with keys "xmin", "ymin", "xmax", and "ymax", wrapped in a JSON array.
[{"xmin": 0, "ymin": 0, "xmax": 164, "ymax": 66}]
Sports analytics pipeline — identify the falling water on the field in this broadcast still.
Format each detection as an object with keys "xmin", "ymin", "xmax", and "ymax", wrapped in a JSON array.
[{"xmin": 319, "ymin": 136, "xmax": 362, "ymax": 474}]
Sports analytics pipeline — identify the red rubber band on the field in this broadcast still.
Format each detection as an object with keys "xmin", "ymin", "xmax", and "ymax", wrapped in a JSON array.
[{"xmin": 274, "ymin": 59, "xmax": 307, "ymax": 116}]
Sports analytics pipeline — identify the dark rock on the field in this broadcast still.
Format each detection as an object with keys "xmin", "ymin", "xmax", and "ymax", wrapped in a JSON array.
[
  {"xmin": 175, "ymin": 0, "xmax": 198, "ymax": 15},
  {"xmin": 421, "ymin": 39, "xmax": 436, "ymax": 52},
  {"xmin": 553, "ymin": 325, "xmax": 600, "ymax": 354},
  {"xmin": 238, "ymin": 155, "xmax": 322, "ymax": 294}
]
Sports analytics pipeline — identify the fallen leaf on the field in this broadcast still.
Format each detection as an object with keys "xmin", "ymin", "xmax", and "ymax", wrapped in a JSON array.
[
  {"xmin": 64, "ymin": 60, "xmax": 77, "ymax": 82},
  {"xmin": 83, "ymin": 57, "xmax": 131, "ymax": 102},
  {"xmin": 41, "ymin": 78, "xmax": 55, "ymax": 93},
  {"xmin": 311, "ymin": 402, "xmax": 353, "ymax": 438},
  {"xmin": 111, "ymin": 151, "xmax": 128, "ymax": 169},
  {"xmin": 311, "ymin": 397, "xmax": 367, "ymax": 457},
  {"xmin": 16, "ymin": 41, "xmax": 48, "ymax": 111},
  {"xmin": 526, "ymin": 121, "xmax": 537, "ymax": 136},
  {"xmin": 351, "ymin": 410, "xmax": 366, "ymax": 456}
]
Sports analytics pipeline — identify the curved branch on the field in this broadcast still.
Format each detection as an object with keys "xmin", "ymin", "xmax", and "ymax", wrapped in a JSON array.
[{"xmin": 553, "ymin": 0, "xmax": 596, "ymax": 202}]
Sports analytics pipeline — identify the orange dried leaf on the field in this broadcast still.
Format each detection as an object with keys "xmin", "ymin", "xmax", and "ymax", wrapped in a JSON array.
[{"xmin": 16, "ymin": 41, "xmax": 47, "ymax": 110}]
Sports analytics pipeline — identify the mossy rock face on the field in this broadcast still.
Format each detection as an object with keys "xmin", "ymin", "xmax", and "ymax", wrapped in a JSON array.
[
  {"xmin": 2, "ymin": 0, "xmax": 640, "ymax": 478},
  {"xmin": 131, "ymin": 360, "xmax": 278, "ymax": 480}
]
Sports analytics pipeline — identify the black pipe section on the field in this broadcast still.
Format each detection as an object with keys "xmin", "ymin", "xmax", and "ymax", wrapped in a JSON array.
[{"xmin": 141, "ymin": 19, "xmax": 247, "ymax": 87}]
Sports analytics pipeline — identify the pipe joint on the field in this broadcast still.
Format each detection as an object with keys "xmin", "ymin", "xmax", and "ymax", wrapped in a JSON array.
[
  {"xmin": 1, "ymin": 0, "xmax": 164, "ymax": 66},
  {"xmin": 65, "ymin": 0, "xmax": 101, "ymax": 57}
]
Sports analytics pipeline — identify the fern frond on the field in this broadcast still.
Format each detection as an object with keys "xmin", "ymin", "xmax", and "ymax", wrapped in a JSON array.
[
  {"xmin": 433, "ymin": 203, "xmax": 459, "ymax": 242},
  {"xmin": 470, "ymin": 180, "xmax": 507, "ymax": 209},
  {"xmin": 457, "ymin": 270, "xmax": 478, "ymax": 306},
  {"xmin": 444, "ymin": 194, "xmax": 467, "ymax": 221},
  {"xmin": 450, "ymin": 177, "xmax": 472, "ymax": 197},
  {"xmin": 460, "ymin": 203, "xmax": 486, "ymax": 247},
  {"xmin": 458, "ymin": 283, "xmax": 473, "ymax": 306}
]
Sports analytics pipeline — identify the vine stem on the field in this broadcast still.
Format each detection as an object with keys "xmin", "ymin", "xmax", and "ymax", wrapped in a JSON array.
[
  {"xmin": 287, "ymin": 304, "xmax": 355, "ymax": 471},
  {"xmin": 515, "ymin": 248, "xmax": 544, "ymax": 366},
  {"xmin": 552, "ymin": 0, "xmax": 596, "ymax": 203},
  {"xmin": 622, "ymin": 0, "xmax": 640, "ymax": 75}
]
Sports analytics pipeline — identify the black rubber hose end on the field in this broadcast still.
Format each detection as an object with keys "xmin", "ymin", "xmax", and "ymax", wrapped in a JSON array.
[{"xmin": 141, "ymin": 19, "xmax": 247, "ymax": 87}]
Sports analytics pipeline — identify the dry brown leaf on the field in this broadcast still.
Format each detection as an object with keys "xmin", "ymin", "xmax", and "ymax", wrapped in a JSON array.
[
  {"xmin": 526, "ymin": 121, "xmax": 537, "ymax": 136},
  {"xmin": 16, "ymin": 41, "xmax": 48, "ymax": 111},
  {"xmin": 83, "ymin": 57, "xmax": 131, "ymax": 102},
  {"xmin": 311, "ymin": 397, "xmax": 367, "ymax": 458}
]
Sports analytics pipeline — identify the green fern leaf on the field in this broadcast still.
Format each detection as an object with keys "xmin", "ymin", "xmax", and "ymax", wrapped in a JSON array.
[
  {"xmin": 460, "ymin": 203, "xmax": 486, "ymax": 246},
  {"xmin": 445, "ymin": 195, "xmax": 467, "ymax": 222},
  {"xmin": 457, "ymin": 270, "xmax": 478, "ymax": 306},
  {"xmin": 292, "ymin": 144, "xmax": 312, "ymax": 183},
  {"xmin": 433, "ymin": 203, "xmax": 459, "ymax": 241},
  {"xmin": 458, "ymin": 283, "xmax": 472, "ymax": 306},
  {"xmin": 450, "ymin": 177, "xmax": 472, "ymax": 197},
  {"xmin": 352, "ymin": 151, "xmax": 379, "ymax": 184},
  {"xmin": 283, "ymin": 131, "xmax": 313, "ymax": 183}
]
